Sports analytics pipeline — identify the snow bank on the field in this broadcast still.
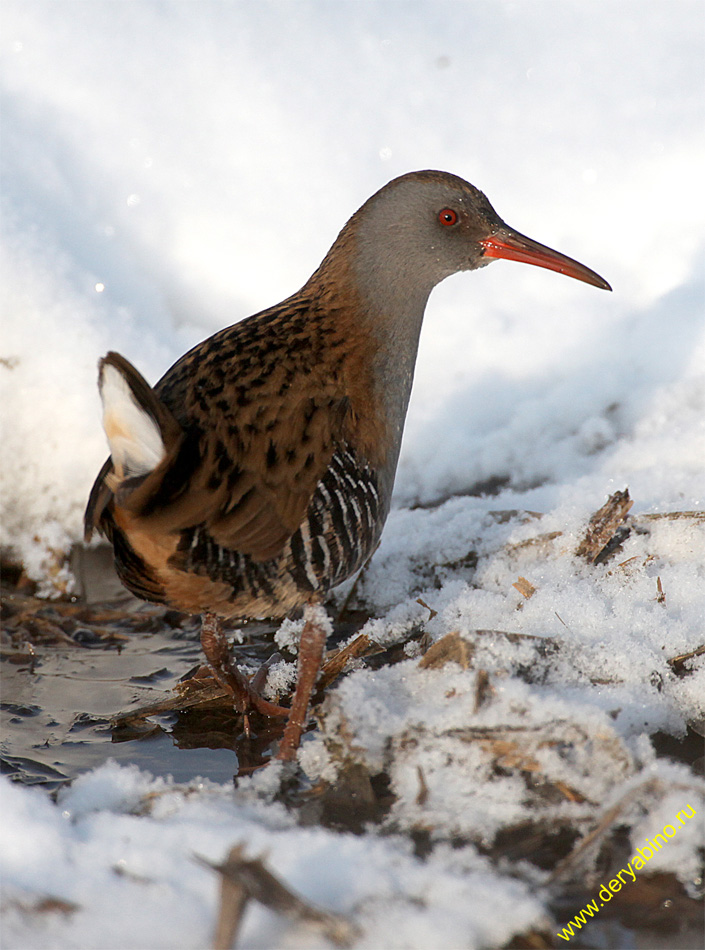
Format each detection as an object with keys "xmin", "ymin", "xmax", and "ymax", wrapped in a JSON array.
[{"xmin": 1, "ymin": 2, "xmax": 703, "ymax": 947}]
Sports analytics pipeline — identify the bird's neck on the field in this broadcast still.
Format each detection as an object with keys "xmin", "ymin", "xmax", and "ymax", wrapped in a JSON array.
[{"xmin": 303, "ymin": 227, "xmax": 435, "ymax": 488}]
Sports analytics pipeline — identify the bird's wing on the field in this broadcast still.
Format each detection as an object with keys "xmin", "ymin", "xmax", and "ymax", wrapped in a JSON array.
[
  {"xmin": 177, "ymin": 384, "xmax": 348, "ymax": 561},
  {"xmin": 86, "ymin": 315, "xmax": 351, "ymax": 564}
]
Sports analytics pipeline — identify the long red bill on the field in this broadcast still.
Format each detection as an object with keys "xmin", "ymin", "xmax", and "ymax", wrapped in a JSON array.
[{"xmin": 481, "ymin": 228, "xmax": 612, "ymax": 291}]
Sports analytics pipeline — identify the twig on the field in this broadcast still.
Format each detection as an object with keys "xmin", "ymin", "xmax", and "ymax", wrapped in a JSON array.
[
  {"xmin": 210, "ymin": 845, "xmax": 250, "ymax": 950},
  {"xmin": 549, "ymin": 778, "xmax": 663, "ymax": 882},
  {"xmin": 196, "ymin": 846, "xmax": 359, "ymax": 949},
  {"xmin": 667, "ymin": 643, "xmax": 705, "ymax": 674},
  {"xmin": 416, "ymin": 597, "xmax": 438, "ymax": 621},
  {"xmin": 318, "ymin": 633, "xmax": 382, "ymax": 690},
  {"xmin": 575, "ymin": 489, "xmax": 633, "ymax": 564}
]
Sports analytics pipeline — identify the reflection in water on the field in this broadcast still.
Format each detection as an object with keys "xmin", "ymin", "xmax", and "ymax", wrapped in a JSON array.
[{"xmin": 1, "ymin": 586, "xmax": 288, "ymax": 788}]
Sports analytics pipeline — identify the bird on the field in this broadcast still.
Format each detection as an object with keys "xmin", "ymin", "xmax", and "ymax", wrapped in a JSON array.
[{"xmin": 84, "ymin": 169, "xmax": 611, "ymax": 761}]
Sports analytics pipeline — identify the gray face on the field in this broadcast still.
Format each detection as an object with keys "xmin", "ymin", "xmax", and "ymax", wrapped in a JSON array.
[
  {"xmin": 350, "ymin": 169, "xmax": 611, "ymax": 301},
  {"xmin": 354, "ymin": 170, "xmax": 506, "ymax": 292}
]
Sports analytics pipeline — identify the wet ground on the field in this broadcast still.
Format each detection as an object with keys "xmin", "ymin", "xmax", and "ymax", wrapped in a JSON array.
[
  {"xmin": 1, "ymin": 547, "xmax": 316, "ymax": 791},
  {"xmin": 1, "ymin": 548, "xmax": 703, "ymax": 949},
  {"xmin": 1, "ymin": 546, "xmax": 374, "ymax": 791}
]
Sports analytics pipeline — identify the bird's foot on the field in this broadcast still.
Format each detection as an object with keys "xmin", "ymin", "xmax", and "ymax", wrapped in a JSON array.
[
  {"xmin": 199, "ymin": 606, "xmax": 331, "ymax": 759},
  {"xmin": 199, "ymin": 613, "xmax": 290, "ymax": 724},
  {"xmin": 276, "ymin": 604, "xmax": 331, "ymax": 762}
]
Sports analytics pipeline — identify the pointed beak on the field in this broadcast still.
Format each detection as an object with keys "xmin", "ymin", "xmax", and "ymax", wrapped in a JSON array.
[{"xmin": 480, "ymin": 226, "xmax": 612, "ymax": 291}]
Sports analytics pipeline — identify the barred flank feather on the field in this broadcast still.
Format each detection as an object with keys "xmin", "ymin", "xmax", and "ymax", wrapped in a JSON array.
[{"xmin": 173, "ymin": 444, "xmax": 380, "ymax": 605}]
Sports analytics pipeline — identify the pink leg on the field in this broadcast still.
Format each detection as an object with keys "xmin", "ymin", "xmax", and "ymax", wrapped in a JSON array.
[
  {"xmin": 277, "ymin": 604, "xmax": 331, "ymax": 761},
  {"xmin": 200, "ymin": 612, "xmax": 289, "ymax": 718}
]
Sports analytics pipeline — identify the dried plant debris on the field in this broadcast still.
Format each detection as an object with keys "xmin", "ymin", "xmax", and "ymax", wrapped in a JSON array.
[
  {"xmin": 112, "ymin": 666, "xmax": 233, "ymax": 727},
  {"xmin": 415, "ymin": 596, "xmax": 438, "ymax": 621},
  {"xmin": 473, "ymin": 668, "xmax": 494, "ymax": 712},
  {"xmin": 108, "ymin": 632, "xmax": 389, "ymax": 773},
  {"xmin": 309, "ymin": 667, "xmax": 638, "ymax": 844},
  {"xmin": 0, "ymin": 585, "xmax": 193, "ymax": 655},
  {"xmin": 318, "ymin": 633, "xmax": 384, "ymax": 690},
  {"xmin": 637, "ymin": 510, "xmax": 705, "ymax": 523},
  {"xmin": 667, "ymin": 643, "xmax": 705, "ymax": 676},
  {"xmin": 111, "ymin": 667, "xmax": 287, "ymax": 772},
  {"xmin": 417, "ymin": 627, "xmax": 558, "ymax": 679},
  {"xmin": 512, "ymin": 576, "xmax": 536, "ymax": 599},
  {"xmin": 418, "ymin": 631, "xmax": 474, "ymax": 670},
  {"xmin": 549, "ymin": 778, "xmax": 666, "ymax": 882},
  {"xmin": 3, "ymin": 894, "xmax": 81, "ymax": 918},
  {"xmin": 500, "ymin": 506, "xmax": 705, "ymax": 571},
  {"xmin": 3, "ymin": 491, "xmax": 704, "ymax": 948},
  {"xmin": 5, "ymin": 497, "xmax": 702, "ymax": 762},
  {"xmin": 575, "ymin": 488, "xmax": 634, "ymax": 563},
  {"xmin": 504, "ymin": 531, "xmax": 564, "ymax": 562},
  {"xmin": 502, "ymin": 927, "xmax": 555, "ymax": 949},
  {"xmin": 110, "ymin": 630, "xmax": 379, "ymax": 722},
  {"xmin": 295, "ymin": 761, "xmax": 394, "ymax": 833},
  {"xmin": 198, "ymin": 844, "xmax": 359, "ymax": 950}
]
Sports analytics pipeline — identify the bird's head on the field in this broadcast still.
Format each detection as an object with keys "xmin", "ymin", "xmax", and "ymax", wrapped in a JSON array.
[{"xmin": 351, "ymin": 170, "xmax": 611, "ymax": 296}]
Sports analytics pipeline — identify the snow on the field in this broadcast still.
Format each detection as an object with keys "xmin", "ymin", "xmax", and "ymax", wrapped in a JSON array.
[
  {"xmin": 1, "ymin": 1, "xmax": 704, "ymax": 948},
  {"xmin": 1, "ymin": 762, "xmax": 549, "ymax": 950}
]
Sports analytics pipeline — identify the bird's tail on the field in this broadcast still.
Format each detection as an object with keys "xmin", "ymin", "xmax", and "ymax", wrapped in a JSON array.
[
  {"xmin": 98, "ymin": 352, "xmax": 168, "ymax": 480},
  {"xmin": 84, "ymin": 352, "xmax": 183, "ymax": 540}
]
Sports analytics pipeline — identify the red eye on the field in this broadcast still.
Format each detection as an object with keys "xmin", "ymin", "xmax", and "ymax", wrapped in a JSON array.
[{"xmin": 438, "ymin": 208, "xmax": 459, "ymax": 227}]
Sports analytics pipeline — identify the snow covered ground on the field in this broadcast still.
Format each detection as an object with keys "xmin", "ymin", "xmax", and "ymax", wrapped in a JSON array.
[{"xmin": 1, "ymin": 2, "xmax": 704, "ymax": 948}]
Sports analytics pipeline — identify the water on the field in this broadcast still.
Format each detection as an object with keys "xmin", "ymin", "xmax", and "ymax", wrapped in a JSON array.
[{"xmin": 1, "ymin": 582, "xmax": 286, "ymax": 789}]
